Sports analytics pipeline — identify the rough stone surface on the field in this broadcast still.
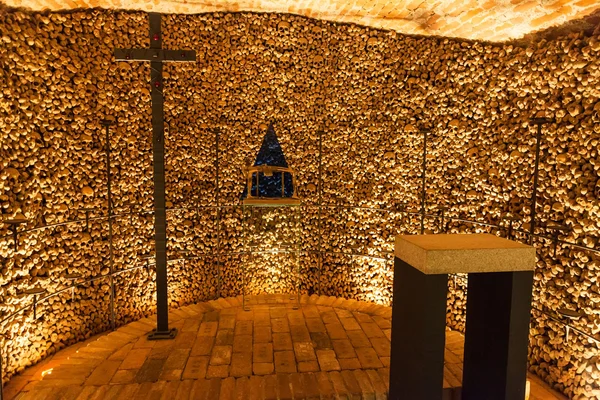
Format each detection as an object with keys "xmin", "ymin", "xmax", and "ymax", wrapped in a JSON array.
[{"xmin": 395, "ymin": 233, "xmax": 535, "ymax": 274}]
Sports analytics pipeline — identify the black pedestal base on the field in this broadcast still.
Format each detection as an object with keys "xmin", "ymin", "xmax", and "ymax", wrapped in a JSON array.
[
  {"xmin": 147, "ymin": 327, "xmax": 178, "ymax": 340},
  {"xmin": 389, "ymin": 257, "xmax": 534, "ymax": 400},
  {"xmin": 462, "ymin": 271, "xmax": 534, "ymax": 400},
  {"xmin": 389, "ymin": 258, "xmax": 448, "ymax": 400}
]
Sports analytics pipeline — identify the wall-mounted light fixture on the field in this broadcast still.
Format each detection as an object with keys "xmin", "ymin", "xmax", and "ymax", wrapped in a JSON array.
[
  {"xmin": 437, "ymin": 207, "xmax": 448, "ymax": 233},
  {"xmin": 78, "ymin": 208, "xmax": 94, "ymax": 234},
  {"xmin": 65, "ymin": 273, "xmax": 82, "ymax": 302},
  {"xmin": 3, "ymin": 217, "xmax": 28, "ymax": 252},
  {"xmin": 176, "ymin": 250, "xmax": 193, "ymax": 269},
  {"xmin": 139, "ymin": 254, "xmax": 155, "ymax": 271},
  {"xmin": 502, "ymin": 214, "xmax": 521, "ymax": 240},
  {"xmin": 545, "ymin": 223, "xmax": 570, "ymax": 257},
  {"xmin": 22, "ymin": 287, "xmax": 46, "ymax": 321},
  {"xmin": 557, "ymin": 308, "xmax": 583, "ymax": 342}
]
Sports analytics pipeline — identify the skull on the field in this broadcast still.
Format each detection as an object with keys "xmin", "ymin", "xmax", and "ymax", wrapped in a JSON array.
[
  {"xmin": 265, "ymin": 39, "xmax": 276, "ymax": 50},
  {"xmin": 279, "ymin": 51, "xmax": 292, "ymax": 68},
  {"xmin": 595, "ymin": 179, "xmax": 600, "ymax": 199},
  {"xmin": 384, "ymin": 93, "xmax": 395, "ymax": 104},
  {"xmin": 312, "ymin": 26, "xmax": 323, "ymax": 40},
  {"xmin": 297, "ymin": 37, "xmax": 309, "ymax": 51},
  {"xmin": 278, "ymin": 21, "xmax": 290, "ymax": 34},
  {"xmin": 259, "ymin": 82, "xmax": 270, "ymax": 95},
  {"xmin": 313, "ymin": 55, "xmax": 325, "ymax": 69},
  {"xmin": 366, "ymin": 37, "xmax": 379, "ymax": 52}
]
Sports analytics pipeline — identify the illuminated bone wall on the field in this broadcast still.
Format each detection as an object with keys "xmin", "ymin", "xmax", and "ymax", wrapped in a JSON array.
[{"xmin": 1, "ymin": 8, "xmax": 600, "ymax": 398}]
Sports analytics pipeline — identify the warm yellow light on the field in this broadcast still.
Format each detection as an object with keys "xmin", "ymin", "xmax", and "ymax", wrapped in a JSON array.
[{"xmin": 41, "ymin": 368, "xmax": 53, "ymax": 377}]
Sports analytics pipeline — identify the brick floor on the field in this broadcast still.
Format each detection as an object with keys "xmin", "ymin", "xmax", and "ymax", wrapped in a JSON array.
[{"xmin": 4, "ymin": 294, "xmax": 566, "ymax": 400}]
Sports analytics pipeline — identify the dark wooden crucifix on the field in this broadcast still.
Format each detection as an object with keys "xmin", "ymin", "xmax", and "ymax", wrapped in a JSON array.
[{"xmin": 114, "ymin": 13, "xmax": 196, "ymax": 340}]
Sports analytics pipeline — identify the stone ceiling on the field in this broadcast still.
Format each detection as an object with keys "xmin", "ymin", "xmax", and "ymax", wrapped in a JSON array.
[{"xmin": 2, "ymin": 0, "xmax": 600, "ymax": 42}]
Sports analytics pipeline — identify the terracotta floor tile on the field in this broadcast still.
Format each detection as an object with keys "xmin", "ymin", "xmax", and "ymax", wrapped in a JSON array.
[
  {"xmin": 274, "ymin": 351, "xmax": 297, "ymax": 373},
  {"xmin": 253, "ymin": 362, "xmax": 275, "ymax": 375},
  {"xmin": 182, "ymin": 356, "xmax": 209, "ymax": 380},
  {"xmin": 273, "ymin": 332, "xmax": 294, "ymax": 351},
  {"xmin": 230, "ymin": 352, "xmax": 252, "ymax": 377}
]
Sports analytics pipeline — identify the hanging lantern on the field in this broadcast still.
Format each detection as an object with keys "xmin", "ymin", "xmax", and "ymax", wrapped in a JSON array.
[{"xmin": 241, "ymin": 123, "xmax": 300, "ymax": 206}]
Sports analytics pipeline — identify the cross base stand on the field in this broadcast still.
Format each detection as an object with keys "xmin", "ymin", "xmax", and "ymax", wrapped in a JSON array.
[{"xmin": 147, "ymin": 328, "xmax": 178, "ymax": 340}]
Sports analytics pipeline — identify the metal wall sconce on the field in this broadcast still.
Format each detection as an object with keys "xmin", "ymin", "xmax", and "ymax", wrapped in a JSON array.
[
  {"xmin": 546, "ymin": 223, "xmax": 570, "ymax": 257},
  {"xmin": 502, "ymin": 214, "xmax": 520, "ymax": 240},
  {"xmin": 140, "ymin": 254, "xmax": 155, "ymax": 271},
  {"xmin": 65, "ymin": 273, "xmax": 82, "ymax": 302},
  {"xmin": 23, "ymin": 287, "xmax": 47, "ymax": 320},
  {"xmin": 176, "ymin": 250, "xmax": 193, "ymax": 268},
  {"xmin": 3, "ymin": 218, "xmax": 28, "ymax": 252},
  {"xmin": 438, "ymin": 207, "xmax": 448, "ymax": 233},
  {"xmin": 557, "ymin": 308, "xmax": 583, "ymax": 341},
  {"xmin": 396, "ymin": 202, "xmax": 407, "ymax": 226},
  {"xmin": 78, "ymin": 208, "xmax": 94, "ymax": 234}
]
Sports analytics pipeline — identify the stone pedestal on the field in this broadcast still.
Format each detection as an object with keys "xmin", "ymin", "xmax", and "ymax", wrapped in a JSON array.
[{"xmin": 389, "ymin": 234, "xmax": 535, "ymax": 400}]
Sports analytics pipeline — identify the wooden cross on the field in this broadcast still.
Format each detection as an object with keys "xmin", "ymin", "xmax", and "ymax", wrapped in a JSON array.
[{"xmin": 114, "ymin": 13, "xmax": 196, "ymax": 340}]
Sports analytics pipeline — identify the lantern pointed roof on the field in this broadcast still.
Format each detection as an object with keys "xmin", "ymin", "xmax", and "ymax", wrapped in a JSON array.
[{"xmin": 253, "ymin": 123, "xmax": 288, "ymax": 168}]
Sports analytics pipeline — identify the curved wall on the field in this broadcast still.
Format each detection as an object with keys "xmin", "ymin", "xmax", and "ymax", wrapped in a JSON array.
[{"xmin": 1, "ymin": 8, "xmax": 600, "ymax": 398}]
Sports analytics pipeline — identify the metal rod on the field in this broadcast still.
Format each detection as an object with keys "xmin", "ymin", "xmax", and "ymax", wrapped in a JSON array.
[
  {"xmin": 530, "ymin": 123, "xmax": 542, "ymax": 245},
  {"xmin": 242, "ymin": 204, "xmax": 247, "ymax": 310},
  {"xmin": 256, "ymin": 171, "xmax": 260, "ymax": 197},
  {"xmin": 420, "ymin": 129, "xmax": 429, "ymax": 234},
  {"xmin": 529, "ymin": 118, "xmax": 551, "ymax": 245},
  {"xmin": 296, "ymin": 204, "xmax": 301, "ymax": 309},
  {"xmin": 10, "ymin": 226, "xmax": 18, "ymax": 252},
  {"xmin": 215, "ymin": 128, "xmax": 221, "ymax": 299},
  {"xmin": 250, "ymin": 206, "xmax": 254, "ymax": 302},
  {"xmin": 0, "ymin": 336, "xmax": 4, "ymax": 400},
  {"xmin": 102, "ymin": 120, "xmax": 116, "ymax": 331},
  {"xmin": 85, "ymin": 210, "xmax": 90, "ymax": 233},
  {"xmin": 318, "ymin": 130, "xmax": 323, "ymax": 295},
  {"xmin": 33, "ymin": 296, "xmax": 37, "ymax": 320}
]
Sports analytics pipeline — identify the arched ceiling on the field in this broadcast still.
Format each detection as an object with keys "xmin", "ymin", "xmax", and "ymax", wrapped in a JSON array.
[{"xmin": 2, "ymin": 0, "xmax": 600, "ymax": 42}]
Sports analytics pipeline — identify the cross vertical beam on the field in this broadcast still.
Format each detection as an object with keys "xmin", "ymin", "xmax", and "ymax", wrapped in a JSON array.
[
  {"xmin": 148, "ymin": 13, "xmax": 171, "ymax": 340},
  {"xmin": 114, "ymin": 12, "xmax": 196, "ymax": 340}
]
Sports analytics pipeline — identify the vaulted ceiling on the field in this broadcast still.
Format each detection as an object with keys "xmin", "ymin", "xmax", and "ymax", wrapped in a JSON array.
[{"xmin": 2, "ymin": 0, "xmax": 600, "ymax": 42}]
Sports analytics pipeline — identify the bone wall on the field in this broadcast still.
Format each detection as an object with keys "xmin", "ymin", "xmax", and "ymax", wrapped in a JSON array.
[{"xmin": 1, "ymin": 9, "xmax": 600, "ymax": 399}]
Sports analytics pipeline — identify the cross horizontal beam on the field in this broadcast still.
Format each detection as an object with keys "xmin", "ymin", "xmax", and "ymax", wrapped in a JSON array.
[{"xmin": 114, "ymin": 48, "xmax": 196, "ymax": 62}]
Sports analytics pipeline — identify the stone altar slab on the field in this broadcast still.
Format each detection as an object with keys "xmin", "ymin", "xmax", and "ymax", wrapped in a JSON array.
[{"xmin": 394, "ymin": 233, "xmax": 535, "ymax": 275}]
